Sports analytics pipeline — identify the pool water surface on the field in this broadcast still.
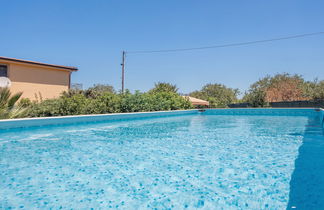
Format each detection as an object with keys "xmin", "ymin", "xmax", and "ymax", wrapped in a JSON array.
[{"xmin": 0, "ymin": 110, "xmax": 323, "ymax": 209}]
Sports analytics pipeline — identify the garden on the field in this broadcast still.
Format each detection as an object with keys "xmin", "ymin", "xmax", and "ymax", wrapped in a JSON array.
[{"xmin": 0, "ymin": 73, "xmax": 323, "ymax": 119}]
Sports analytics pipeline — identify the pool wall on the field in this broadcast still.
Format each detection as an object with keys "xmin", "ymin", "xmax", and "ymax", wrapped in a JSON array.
[
  {"xmin": 0, "ymin": 110, "xmax": 198, "ymax": 130},
  {"xmin": 320, "ymin": 109, "xmax": 324, "ymax": 128},
  {"xmin": 203, "ymin": 108, "xmax": 320, "ymax": 117},
  {"xmin": 203, "ymin": 108, "xmax": 324, "ymax": 129},
  {"xmin": 0, "ymin": 108, "xmax": 322, "ymax": 130}
]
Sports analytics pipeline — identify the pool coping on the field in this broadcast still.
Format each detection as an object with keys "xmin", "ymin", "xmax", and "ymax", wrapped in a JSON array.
[{"xmin": 0, "ymin": 108, "xmax": 323, "ymax": 130}]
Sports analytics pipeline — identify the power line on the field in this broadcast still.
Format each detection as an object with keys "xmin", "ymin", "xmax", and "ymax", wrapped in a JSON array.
[
  {"xmin": 121, "ymin": 31, "xmax": 324, "ymax": 91},
  {"xmin": 127, "ymin": 31, "xmax": 324, "ymax": 54}
]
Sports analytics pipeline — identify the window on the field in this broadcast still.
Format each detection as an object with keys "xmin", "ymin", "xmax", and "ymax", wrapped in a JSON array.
[{"xmin": 0, "ymin": 65, "xmax": 8, "ymax": 77}]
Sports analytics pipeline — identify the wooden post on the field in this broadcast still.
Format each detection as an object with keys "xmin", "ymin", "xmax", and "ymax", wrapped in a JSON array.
[{"xmin": 121, "ymin": 51, "xmax": 126, "ymax": 93}]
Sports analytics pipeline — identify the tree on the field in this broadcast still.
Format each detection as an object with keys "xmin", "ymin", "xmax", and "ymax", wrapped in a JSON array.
[
  {"xmin": 87, "ymin": 84, "xmax": 115, "ymax": 93},
  {"xmin": 190, "ymin": 83, "xmax": 239, "ymax": 108},
  {"xmin": 62, "ymin": 84, "xmax": 116, "ymax": 98},
  {"xmin": 243, "ymin": 73, "xmax": 309, "ymax": 107},
  {"xmin": 312, "ymin": 80, "xmax": 324, "ymax": 100},
  {"xmin": 0, "ymin": 88, "xmax": 24, "ymax": 119},
  {"xmin": 85, "ymin": 84, "xmax": 115, "ymax": 98},
  {"xmin": 304, "ymin": 79, "xmax": 324, "ymax": 100},
  {"xmin": 265, "ymin": 74, "xmax": 306, "ymax": 102},
  {"xmin": 149, "ymin": 82, "xmax": 178, "ymax": 94}
]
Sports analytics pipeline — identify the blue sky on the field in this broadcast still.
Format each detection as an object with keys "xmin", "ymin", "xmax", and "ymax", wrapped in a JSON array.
[{"xmin": 1, "ymin": 0, "xmax": 324, "ymax": 94}]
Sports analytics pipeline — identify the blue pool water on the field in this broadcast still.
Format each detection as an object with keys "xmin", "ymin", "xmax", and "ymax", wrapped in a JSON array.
[{"xmin": 0, "ymin": 109, "xmax": 323, "ymax": 209}]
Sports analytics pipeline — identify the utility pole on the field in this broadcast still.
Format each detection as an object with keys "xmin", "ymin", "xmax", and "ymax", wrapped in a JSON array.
[{"xmin": 121, "ymin": 51, "xmax": 126, "ymax": 93}]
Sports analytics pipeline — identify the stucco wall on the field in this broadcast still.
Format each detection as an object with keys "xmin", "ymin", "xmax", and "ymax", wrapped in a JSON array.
[{"xmin": 5, "ymin": 62, "xmax": 71, "ymax": 100}]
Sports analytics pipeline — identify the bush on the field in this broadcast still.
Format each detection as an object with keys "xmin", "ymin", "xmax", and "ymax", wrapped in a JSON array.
[
  {"xmin": 149, "ymin": 91, "xmax": 192, "ymax": 111},
  {"xmin": 24, "ymin": 94, "xmax": 86, "ymax": 117},
  {"xmin": 18, "ymin": 98, "xmax": 33, "ymax": 108},
  {"xmin": 26, "ymin": 98, "xmax": 63, "ymax": 117},
  {"xmin": 190, "ymin": 83, "xmax": 239, "ymax": 108},
  {"xmin": 83, "ymin": 92, "xmax": 121, "ymax": 114},
  {"xmin": 24, "ymin": 88, "xmax": 192, "ymax": 118},
  {"xmin": 119, "ymin": 91, "xmax": 192, "ymax": 113}
]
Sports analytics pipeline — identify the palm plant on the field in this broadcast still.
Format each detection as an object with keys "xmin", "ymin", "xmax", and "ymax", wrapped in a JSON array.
[{"xmin": 0, "ymin": 88, "xmax": 24, "ymax": 119}]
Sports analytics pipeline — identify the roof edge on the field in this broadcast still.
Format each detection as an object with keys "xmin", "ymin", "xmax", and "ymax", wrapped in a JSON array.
[{"xmin": 0, "ymin": 56, "xmax": 78, "ymax": 71}]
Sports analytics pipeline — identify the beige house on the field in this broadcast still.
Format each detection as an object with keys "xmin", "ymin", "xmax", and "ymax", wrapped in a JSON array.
[{"xmin": 0, "ymin": 56, "xmax": 78, "ymax": 100}]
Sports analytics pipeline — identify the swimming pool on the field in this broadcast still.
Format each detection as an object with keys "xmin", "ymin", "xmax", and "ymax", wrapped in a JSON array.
[{"xmin": 0, "ymin": 109, "xmax": 323, "ymax": 209}]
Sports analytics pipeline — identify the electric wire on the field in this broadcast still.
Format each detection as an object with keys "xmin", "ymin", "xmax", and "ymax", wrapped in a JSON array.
[{"xmin": 126, "ymin": 31, "xmax": 324, "ymax": 54}]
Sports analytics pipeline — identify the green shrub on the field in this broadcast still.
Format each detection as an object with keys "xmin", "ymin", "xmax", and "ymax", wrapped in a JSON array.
[
  {"xmin": 26, "ymin": 99, "xmax": 64, "ymax": 117},
  {"xmin": 83, "ymin": 92, "xmax": 121, "ymax": 114},
  {"xmin": 149, "ymin": 91, "xmax": 192, "ymax": 111},
  {"xmin": 18, "ymin": 98, "xmax": 33, "ymax": 108},
  {"xmin": 24, "ymin": 89, "xmax": 192, "ymax": 118},
  {"xmin": 120, "ymin": 91, "xmax": 149, "ymax": 112},
  {"xmin": 190, "ymin": 83, "xmax": 239, "ymax": 108}
]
